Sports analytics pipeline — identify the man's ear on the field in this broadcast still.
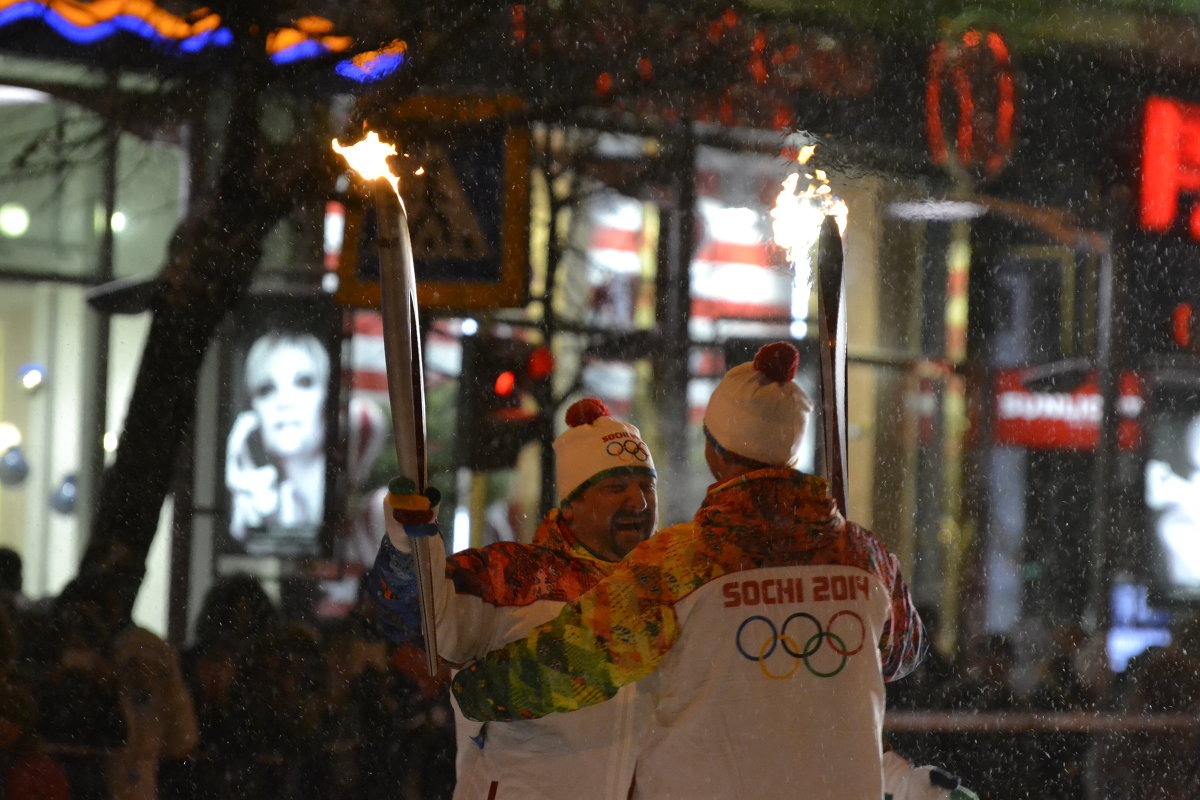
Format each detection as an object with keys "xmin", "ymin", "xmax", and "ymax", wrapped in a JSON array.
[{"xmin": 560, "ymin": 498, "xmax": 576, "ymax": 524}]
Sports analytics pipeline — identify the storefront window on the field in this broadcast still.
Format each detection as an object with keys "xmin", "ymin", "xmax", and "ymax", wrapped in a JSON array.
[{"xmin": 0, "ymin": 85, "xmax": 187, "ymax": 621}]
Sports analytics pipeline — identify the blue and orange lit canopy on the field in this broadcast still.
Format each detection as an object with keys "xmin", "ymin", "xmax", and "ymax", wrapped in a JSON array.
[{"xmin": 0, "ymin": 0, "xmax": 404, "ymax": 82}]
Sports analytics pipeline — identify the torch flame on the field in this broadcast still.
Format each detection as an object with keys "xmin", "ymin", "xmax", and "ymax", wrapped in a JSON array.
[
  {"xmin": 332, "ymin": 131, "xmax": 401, "ymax": 196},
  {"xmin": 770, "ymin": 144, "xmax": 848, "ymax": 266}
]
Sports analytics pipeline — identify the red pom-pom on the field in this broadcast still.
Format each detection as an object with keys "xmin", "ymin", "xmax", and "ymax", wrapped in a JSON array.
[
  {"xmin": 565, "ymin": 398, "xmax": 611, "ymax": 427},
  {"xmin": 753, "ymin": 342, "xmax": 799, "ymax": 383}
]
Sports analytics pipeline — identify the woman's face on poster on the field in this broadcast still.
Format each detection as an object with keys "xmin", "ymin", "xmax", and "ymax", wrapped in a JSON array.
[{"xmin": 250, "ymin": 343, "xmax": 327, "ymax": 459}]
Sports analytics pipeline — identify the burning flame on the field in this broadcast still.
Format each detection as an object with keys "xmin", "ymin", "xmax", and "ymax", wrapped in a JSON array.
[
  {"xmin": 770, "ymin": 144, "xmax": 848, "ymax": 266},
  {"xmin": 332, "ymin": 131, "xmax": 401, "ymax": 196},
  {"xmin": 770, "ymin": 144, "xmax": 849, "ymax": 336}
]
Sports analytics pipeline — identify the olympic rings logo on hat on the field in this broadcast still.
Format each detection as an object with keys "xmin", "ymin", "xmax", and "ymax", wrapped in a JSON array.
[
  {"xmin": 735, "ymin": 611, "xmax": 866, "ymax": 679},
  {"xmin": 606, "ymin": 439, "xmax": 649, "ymax": 462}
]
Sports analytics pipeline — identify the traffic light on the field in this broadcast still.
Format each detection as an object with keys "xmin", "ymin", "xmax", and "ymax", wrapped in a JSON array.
[
  {"xmin": 1123, "ymin": 231, "xmax": 1200, "ymax": 355},
  {"xmin": 458, "ymin": 335, "xmax": 554, "ymax": 471},
  {"xmin": 1172, "ymin": 302, "xmax": 1197, "ymax": 350}
]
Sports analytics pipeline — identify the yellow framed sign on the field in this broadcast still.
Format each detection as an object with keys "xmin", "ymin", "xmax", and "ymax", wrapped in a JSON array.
[{"xmin": 335, "ymin": 96, "xmax": 530, "ymax": 311}]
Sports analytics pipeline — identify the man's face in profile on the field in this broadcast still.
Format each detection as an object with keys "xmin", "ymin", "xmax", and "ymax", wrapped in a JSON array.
[{"xmin": 563, "ymin": 474, "xmax": 657, "ymax": 561}]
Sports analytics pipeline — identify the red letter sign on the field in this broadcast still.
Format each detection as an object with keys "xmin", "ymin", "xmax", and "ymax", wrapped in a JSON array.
[{"xmin": 1140, "ymin": 96, "xmax": 1200, "ymax": 239}]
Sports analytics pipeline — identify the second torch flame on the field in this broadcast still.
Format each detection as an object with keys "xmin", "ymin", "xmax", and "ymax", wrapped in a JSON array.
[
  {"xmin": 770, "ymin": 144, "xmax": 848, "ymax": 268},
  {"xmin": 768, "ymin": 143, "xmax": 849, "ymax": 512}
]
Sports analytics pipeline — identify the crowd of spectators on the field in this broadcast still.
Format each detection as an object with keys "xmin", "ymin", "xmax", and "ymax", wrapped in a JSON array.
[
  {"xmin": 887, "ymin": 608, "xmax": 1200, "ymax": 800},
  {"xmin": 0, "ymin": 552, "xmax": 454, "ymax": 800},
  {"xmin": 4, "ymin": 547, "xmax": 1200, "ymax": 800}
]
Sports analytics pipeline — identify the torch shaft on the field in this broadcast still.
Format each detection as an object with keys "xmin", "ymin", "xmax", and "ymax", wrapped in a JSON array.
[
  {"xmin": 816, "ymin": 215, "xmax": 848, "ymax": 514},
  {"xmin": 375, "ymin": 181, "xmax": 439, "ymax": 676}
]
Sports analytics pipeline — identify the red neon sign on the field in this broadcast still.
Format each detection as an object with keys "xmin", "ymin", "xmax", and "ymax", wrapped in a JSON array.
[
  {"xmin": 926, "ymin": 28, "xmax": 1016, "ymax": 178},
  {"xmin": 1140, "ymin": 96, "xmax": 1200, "ymax": 239}
]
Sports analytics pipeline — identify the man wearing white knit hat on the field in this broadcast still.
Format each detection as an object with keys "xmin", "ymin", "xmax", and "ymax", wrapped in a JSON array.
[
  {"xmin": 554, "ymin": 398, "xmax": 658, "ymax": 561},
  {"xmin": 454, "ymin": 341, "xmax": 927, "ymax": 800},
  {"xmin": 368, "ymin": 397, "xmax": 657, "ymax": 800}
]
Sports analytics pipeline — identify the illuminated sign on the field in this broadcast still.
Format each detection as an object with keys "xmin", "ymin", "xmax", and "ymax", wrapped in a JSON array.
[
  {"xmin": 992, "ymin": 368, "xmax": 1144, "ymax": 451},
  {"xmin": 926, "ymin": 27, "xmax": 1016, "ymax": 179},
  {"xmin": 1141, "ymin": 374, "xmax": 1200, "ymax": 604},
  {"xmin": 334, "ymin": 96, "xmax": 530, "ymax": 312},
  {"xmin": 1139, "ymin": 96, "xmax": 1200, "ymax": 239}
]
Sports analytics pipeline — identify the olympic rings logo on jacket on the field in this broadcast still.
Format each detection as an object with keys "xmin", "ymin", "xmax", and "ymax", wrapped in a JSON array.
[{"xmin": 735, "ymin": 611, "xmax": 866, "ymax": 679}]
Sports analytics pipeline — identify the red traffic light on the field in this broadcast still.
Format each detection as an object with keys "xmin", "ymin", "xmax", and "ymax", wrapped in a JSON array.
[
  {"xmin": 1173, "ymin": 302, "xmax": 1194, "ymax": 348},
  {"xmin": 525, "ymin": 346, "xmax": 554, "ymax": 381},
  {"xmin": 459, "ymin": 336, "xmax": 549, "ymax": 471},
  {"xmin": 494, "ymin": 370, "xmax": 517, "ymax": 396}
]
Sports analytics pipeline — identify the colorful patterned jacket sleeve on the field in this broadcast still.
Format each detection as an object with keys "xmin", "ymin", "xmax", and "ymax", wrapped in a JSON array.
[
  {"xmin": 368, "ymin": 510, "xmax": 612, "ymax": 664},
  {"xmin": 863, "ymin": 527, "xmax": 927, "ymax": 681},
  {"xmin": 451, "ymin": 526, "xmax": 693, "ymax": 722}
]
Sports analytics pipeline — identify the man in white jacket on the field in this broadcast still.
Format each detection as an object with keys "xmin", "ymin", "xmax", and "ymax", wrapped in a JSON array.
[{"xmin": 370, "ymin": 398, "xmax": 658, "ymax": 800}]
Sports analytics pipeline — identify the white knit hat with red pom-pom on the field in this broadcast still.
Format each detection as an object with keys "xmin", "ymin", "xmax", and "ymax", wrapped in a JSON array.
[
  {"xmin": 554, "ymin": 398, "xmax": 656, "ymax": 503},
  {"xmin": 704, "ymin": 342, "xmax": 813, "ymax": 467}
]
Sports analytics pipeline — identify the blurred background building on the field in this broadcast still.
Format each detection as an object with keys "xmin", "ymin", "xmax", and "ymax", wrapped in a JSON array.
[{"xmin": 0, "ymin": 0, "xmax": 1198, "ymax": 690}]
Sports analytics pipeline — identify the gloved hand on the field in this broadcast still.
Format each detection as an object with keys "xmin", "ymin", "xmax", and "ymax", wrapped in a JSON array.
[
  {"xmin": 930, "ymin": 766, "xmax": 979, "ymax": 800},
  {"xmin": 384, "ymin": 476, "xmax": 442, "ymax": 549},
  {"xmin": 370, "ymin": 476, "xmax": 443, "ymax": 647}
]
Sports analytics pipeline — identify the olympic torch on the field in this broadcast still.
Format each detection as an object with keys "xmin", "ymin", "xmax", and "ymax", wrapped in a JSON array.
[
  {"xmin": 816, "ymin": 215, "xmax": 848, "ymax": 515},
  {"xmin": 332, "ymin": 131, "xmax": 439, "ymax": 675},
  {"xmin": 770, "ymin": 145, "xmax": 849, "ymax": 515}
]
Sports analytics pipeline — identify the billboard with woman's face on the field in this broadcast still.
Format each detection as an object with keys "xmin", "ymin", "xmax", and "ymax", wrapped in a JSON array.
[
  {"xmin": 222, "ymin": 297, "xmax": 340, "ymax": 558},
  {"xmin": 1143, "ymin": 372, "xmax": 1200, "ymax": 603}
]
